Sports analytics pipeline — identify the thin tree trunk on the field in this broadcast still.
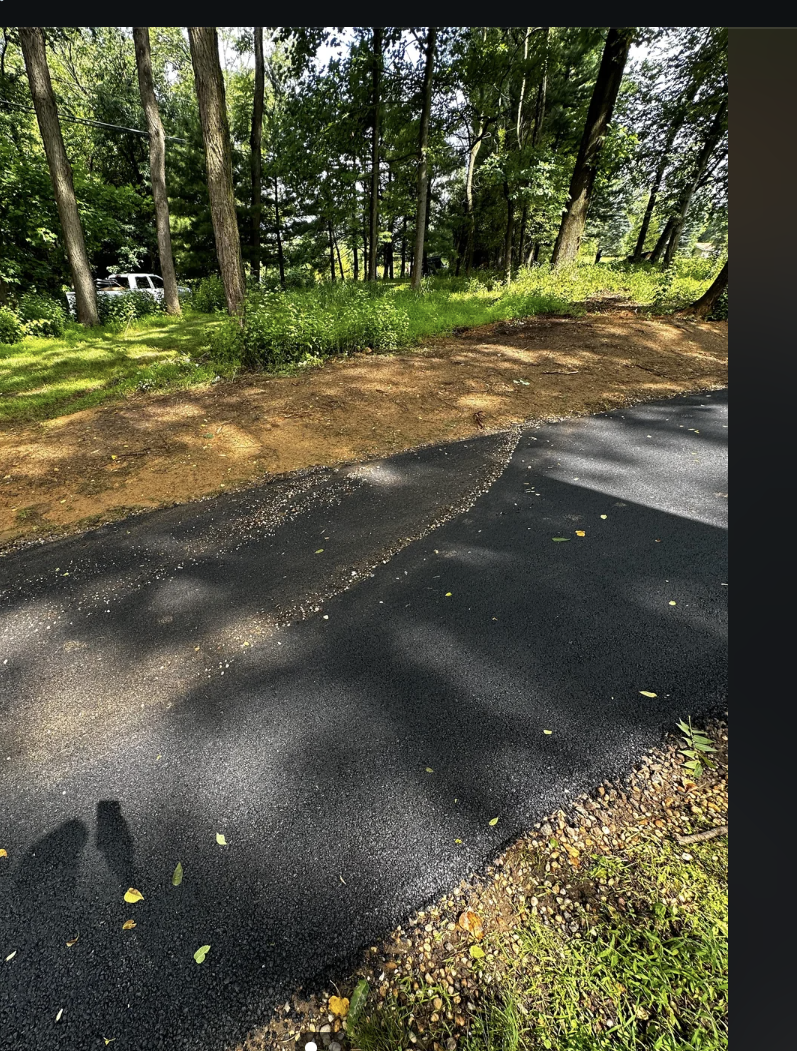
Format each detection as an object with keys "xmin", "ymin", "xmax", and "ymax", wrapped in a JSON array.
[
  {"xmin": 368, "ymin": 28, "xmax": 382, "ymax": 281},
  {"xmin": 328, "ymin": 221, "xmax": 336, "ymax": 282},
  {"xmin": 632, "ymin": 115, "xmax": 685, "ymax": 261},
  {"xmin": 649, "ymin": 215, "xmax": 675, "ymax": 264},
  {"xmin": 400, "ymin": 216, "xmax": 407, "ymax": 278},
  {"xmin": 516, "ymin": 27, "xmax": 531, "ymax": 147},
  {"xmin": 517, "ymin": 204, "xmax": 527, "ymax": 269},
  {"xmin": 411, "ymin": 26, "xmax": 437, "ymax": 290},
  {"xmin": 352, "ymin": 234, "xmax": 359, "ymax": 281},
  {"xmin": 273, "ymin": 178, "xmax": 285, "ymax": 288},
  {"xmin": 423, "ymin": 178, "xmax": 433, "ymax": 276},
  {"xmin": 464, "ymin": 129, "xmax": 484, "ymax": 276},
  {"xmin": 503, "ymin": 183, "xmax": 515, "ymax": 284},
  {"xmin": 188, "ymin": 27, "xmax": 246, "ymax": 316},
  {"xmin": 335, "ymin": 235, "xmax": 345, "ymax": 281},
  {"xmin": 687, "ymin": 259, "xmax": 727, "ymax": 317},
  {"xmin": 532, "ymin": 28, "xmax": 549, "ymax": 147},
  {"xmin": 363, "ymin": 223, "xmax": 369, "ymax": 278},
  {"xmin": 551, "ymin": 27, "xmax": 635, "ymax": 268},
  {"xmin": 19, "ymin": 27, "xmax": 98, "ymax": 326},
  {"xmin": 133, "ymin": 27, "xmax": 180, "ymax": 315},
  {"xmin": 663, "ymin": 101, "xmax": 727, "ymax": 268},
  {"xmin": 250, "ymin": 26, "xmax": 265, "ymax": 283}
]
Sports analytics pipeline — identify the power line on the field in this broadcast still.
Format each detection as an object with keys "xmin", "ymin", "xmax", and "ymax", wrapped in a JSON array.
[{"xmin": 0, "ymin": 97, "xmax": 187, "ymax": 143}]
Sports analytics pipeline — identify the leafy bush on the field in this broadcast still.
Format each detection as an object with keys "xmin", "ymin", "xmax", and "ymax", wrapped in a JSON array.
[
  {"xmin": 189, "ymin": 274, "xmax": 227, "ymax": 313},
  {"xmin": 17, "ymin": 292, "xmax": 67, "ymax": 337},
  {"xmin": 0, "ymin": 306, "xmax": 23, "ymax": 345},
  {"xmin": 97, "ymin": 289, "xmax": 164, "ymax": 326}
]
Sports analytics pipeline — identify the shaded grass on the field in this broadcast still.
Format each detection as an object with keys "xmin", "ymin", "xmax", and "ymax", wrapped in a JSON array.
[
  {"xmin": 0, "ymin": 313, "xmax": 223, "ymax": 423},
  {"xmin": 349, "ymin": 835, "xmax": 727, "ymax": 1051}
]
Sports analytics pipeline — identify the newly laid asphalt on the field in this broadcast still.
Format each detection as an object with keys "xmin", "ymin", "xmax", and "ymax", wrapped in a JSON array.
[{"xmin": 0, "ymin": 390, "xmax": 727, "ymax": 1050}]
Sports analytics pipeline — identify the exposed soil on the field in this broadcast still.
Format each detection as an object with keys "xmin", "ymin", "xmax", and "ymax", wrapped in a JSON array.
[{"xmin": 0, "ymin": 312, "xmax": 727, "ymax": 551}]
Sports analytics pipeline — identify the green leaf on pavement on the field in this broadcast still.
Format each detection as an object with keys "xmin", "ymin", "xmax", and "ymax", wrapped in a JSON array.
[
  {"xmin": 172, "ymin": 862, "xmax": 183, "ymax": 886},
  {"xmin": 194, "ymin": 945, "xmax": 211, "ymax": 964}
]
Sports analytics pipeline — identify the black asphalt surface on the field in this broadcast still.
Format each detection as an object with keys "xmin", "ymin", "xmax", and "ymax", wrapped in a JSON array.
[{"xmin": 0, "ymin": 390, "xmax": 728, "ymax": 1050}]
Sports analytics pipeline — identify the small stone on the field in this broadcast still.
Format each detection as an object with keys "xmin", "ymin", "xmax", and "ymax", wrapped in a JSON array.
[
  {"xmin": 319, "ymin": 1024, "xmax": 331, "ymax": 1033},
  {"xmin": 330, "ymin": 1044, "xmax": 341, "ymax": 1051}
]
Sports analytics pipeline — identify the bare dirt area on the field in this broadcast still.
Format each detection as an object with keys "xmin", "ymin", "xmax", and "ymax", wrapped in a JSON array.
[{"xmin": 0, "ymin": 312, "xmax": 727, "ymax": 551}]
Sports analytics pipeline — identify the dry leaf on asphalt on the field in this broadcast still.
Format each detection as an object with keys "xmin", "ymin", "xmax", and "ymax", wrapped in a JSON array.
[
  {"xmin": 65, "ymin": 934, "xmax": 79, "ymax": 947},
  {"xmin": 194, "ymin": 945, "xmax": 211, "ymax": 964},
  {"xmin": 0, "ymin": 849, "xmax": 7, "ymax": 858},
  {"xmin": 575, "ymin": 530, "xmax": 586, "ymax": 537},
  {"xmin": 123, "ymin": 888, "xmax": 143, "ymax": 903},
  {"xmin": 5, "ymin": 951, "xmax": 16, "ymax": 961},
  {"xmin": 488, "ymin": 817, "xmax": 499, "ymax": 826},
  {"xmin": 458, "ymin": 910, "xmax": 484, "ymax": 940},
  {"xmin": 543, "ymin": 729, "xmax": 553, "ymax": 735},
  {"xmin": 55, "ymin": 1008, "xmax": 64, "ymax": 1022},
  {"xmin": 639, "ymin": 691, "xmax": 658, "ymax": 698},
  {"xmin": 216, "ymin": 833, "xmax": 228, "ymax": 846},
  {"xmin": 172, "ymin": 862, "xmax": 183, "ymax": 886},
  {"xmin": 122, "ymin": 920, "xmax": 136, "ymax": 931},
  {"xmin": 328, "ymin": 995, "xmax": 349, "ymax": 1018}
]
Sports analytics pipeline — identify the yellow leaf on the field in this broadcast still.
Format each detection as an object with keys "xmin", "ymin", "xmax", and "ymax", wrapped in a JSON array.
[
  {"xmin": 5, "ymin": 950, "xmax": 16, "ymax": 961},
  {"xmin": 123, "ymin": 888, "xmax": 143, "ymax": 904},
  {"xmin": 425, "ymin": 767, "xmax": 434, "ymax": 773},
  {"xmin": 445, "ymin": 592, "xmax": 452, "ymax": 597},
  {"xmin": 458, "ymin": 910, "xmax": 484, "ymax": 939},
  {"xmin": 454, "ymin": 839, "xmax": 463, "ymax": 844},
  {"xmin": 66, "ymin": 934, "xmax": 79, "ymax": 947},
  {"xmin": 469, "ymin": 945, "xmax": 485, "ymax": 959},
  {"xmin": 575, "ymin": 530, "xmax": 585, "ymax": 537},
  {"xmin": 315, "ymin": 549, "xmax": 324, "ymax": 554},
  {"xmin": 488, "ymin": 817, "xmax": 499, "ymax": 826},
  {"xmin": 543, "ymin": 729, "xmax": 553, "ymax": 735},
  {"xmin": 216, "ymin": 832, "xmax": 228, "ymax": 846},
  {"xmin": 600, "ymin": 514, "xmax": 608, "ymax": 519},
  {"xmin": 55, "ymin": 1008, "xmax": 64, "ymax": 1023},
  {"xmin": 329, "ymin": 995, "xmax": 350, "ymax": 1018},
  {"xmin": 110, "ymin": 455, "xmax": 117, "ymax": 460},
  {"xmin": 639, "ymin": 691, "xmax": 657, "ymax": 698},
  {"xmin": 0, "ymin": 849, "xmax": 7, "ymax": 858},
  {"xmin": 172, "ymin": 862, "xmax": 184, "ymax": 886},
  {"xmin": 669, "ymin": 601, "xmax": 677, "ymax": 606},
  {"xmin": 104, "ymin": 1039, "xmax": 116, "ymax": 1046},
  {"xmin": 122, "ymin": 920, "xmax": 136, "ymax": 930},
  {"xmin": 194, "ymin": 944, "xmax": 211, "ymax": 964}
]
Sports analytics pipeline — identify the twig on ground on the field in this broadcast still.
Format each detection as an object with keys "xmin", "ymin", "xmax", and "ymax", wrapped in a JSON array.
[{"xmin": 675, "ymin": 824, "xmax": 728, "ymax": 846}]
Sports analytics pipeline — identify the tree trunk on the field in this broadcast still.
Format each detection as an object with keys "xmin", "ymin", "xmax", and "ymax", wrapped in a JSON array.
[
  {"xmin": 532, "ymin": 28, "xmax": 549, "ymax": 147},
  {"xmin": 649, "ymin": 215, "xmax": 675, "ymax": 264},
  {"xmin": 400, "ymin": 216, "xmax": 407, "ymax": 278},
  {"xmin": 503, "ymin": 183, "xmax": 515, "ymax": 284},
  {"xmin": 422, "ymin": 178, "xmax": 433, "ymax": 276},
  {"xmin": 516, "ymin": 27, "xmax": 531, "ymax": 148},
  {"xmin": 133, "ymin": 27, "xmax": 181, "ymax": 315},
  {"xmin": 250, "ymin": 26, "xmax": 265, "ymax": 283},
  {"xmin": 19, "ymin": 27, "xmax": 98, "ymax": 326},
  {"xmin": 687, "ymin": 259, "xmax": 727, "ymax": 318},
  {"xmin": 464, "ymin": 129, "xmax": 484, "ymax": 276},
  {"xmin": 368, "ymin": 28, "xmax": 382, "ymax": 281},
  {"xmin": 663, "ymin": 101, "xmax": 727, "ymax": 268},
  {"xmin": 188, "ymin": 26, "xmax": 246, "ymax": 316},
  {"xmin": 328, "ymin": 221, "xmax": 336, "ymax": 282},
  {"xmin": 551, "ymin": 27, "xmax": 635, "ymax": 268},
  {"xmin": 335, "ymin": 235, "xmax": 345, "ymax": 281},
  {"xmin": 273, "ymin": 178, "xmax": 286, "ymax": 288},
  {"xmin": 411, "ymin": 27, "xmax": 437, "ymax": 290},
  {"xmin": 352, "ymin": 234, "xmax": 359, "ymax": 281}
]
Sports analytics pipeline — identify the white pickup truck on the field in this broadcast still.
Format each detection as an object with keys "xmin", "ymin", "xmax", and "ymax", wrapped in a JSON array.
[{"xmin": 65, "ymin": 273, "xmax": 189, "ymax": 314}]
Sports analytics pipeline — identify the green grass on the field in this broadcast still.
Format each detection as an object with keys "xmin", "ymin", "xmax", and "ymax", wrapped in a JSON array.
[
  {"xmin": 0, "ymin": 312, "xmax": 224, "ymax": 423},
  {"xmin": 0, "ymin": 259, "xmax": 723, "ymax": 424},
  {"xmin": 348, "ymin": 834, "xmax": 728, "ymax": 1051}
]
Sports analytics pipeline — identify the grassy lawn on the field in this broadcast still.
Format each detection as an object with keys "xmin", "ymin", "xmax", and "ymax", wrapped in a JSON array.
[
  {"xmin": 0, "ymin": 312, "xmax": 223, "ymax": 423},
  {"xmin": 0, "ymin": 261, "xmax": 723, "ymax": 425}
]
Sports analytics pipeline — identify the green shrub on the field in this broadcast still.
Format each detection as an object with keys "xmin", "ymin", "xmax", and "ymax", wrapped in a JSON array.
[
  {"xmin": 17, "ymin": 292, "xmax": 67, "ymax": 337},
  {"xmin": 0, "ymin": 306, "xmax": 23, "ymax": 345},
  {"xmin": 97, "ymin": 289, "xmax": 164, "ymax": 326},
  {"xmin": 190, "ymin": 274, "xmax": 227, "ymax": 313}
]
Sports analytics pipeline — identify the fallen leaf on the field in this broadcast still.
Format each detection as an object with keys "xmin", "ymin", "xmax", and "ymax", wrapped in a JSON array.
[
  {"xmin": 55, "ymin": 1008, "xmax": 64, "ymax": 1022},
  {"xmin": 469, "ymin": 945, "xmax": 486, "ymax": 959},
  {"xmin": 445, "ymin": 592, "xmax": 452, "ymax": 597},
  {"xmin": 600, "ymin": 515, "xmax": 608, "ymax": 519},
  {"xmin": 315, "ymin": 549, "xmax": 324, "ymax": 554},
  {"xmin": 348, "ymin": 979, "xmax": 370, "ymax": 1025},
  {"xmin": 488, "ymin": 817, "xmax": 499, "ymax": 826},
  {"xmin": 172, "ymin": 862, "xmax": 183, "ymax": 886},
  {"xmin": 194, "ymin": 944, "xmax": 211, "ymax": 964},
  {"xmin": 122, "ymin": 920, "xmax": 136, "ymax": 930},
  {"xmin": 0, "ymin": 849, "xmax": 7, "ymax": 858},
  {"xmin": 123, "ymin": 888, "xmax": 143, "ymax": 903},
  {"xmin": 575, "ymin": 530, "xmax": 586, "ymax": 537},
  {"xmin": 66, "ymin": 934, "xmax": 79, "ymax": 947},
  {"xmin": 458, "ymin": 910, "xmax": 484, "ymax": 939},
  {"xmin": 543, "ymin": 729, "xmax": 553, "ymax": 735},
  {"xmin": 639, "ymin": 691, "xmax": 657, "ymax": 698},
  {"xmin": 425, "ymin": 767, "xmax": 434, "ymax": 773},
  {"xmin": 552, "ymin": 537, "xmax": 570, "ymax": 542},
  {"xmin": 104, "ymin": 1039, "xmax": 116, "ymax": 1046},
  {"xmin": 669, "ymin": 601, "xmax": 677, "ymax": 606},
  {"xmin": 215, "ymin": 833, "xmax": 228, "ymax": 846},
  {"xmin": 110, "ymin": 455, "xmax": 117, "ymax": 461},
  {"xmin": 328, "ymin": 995, "xmax": 350, "ymax": 1018},
  {"xmin": 454, "ymin": 839, "xmax": 463, "ymax": 844},
  {"xmin": 5, "ymin": 950, "xmax": 16, "ymax": 961}
]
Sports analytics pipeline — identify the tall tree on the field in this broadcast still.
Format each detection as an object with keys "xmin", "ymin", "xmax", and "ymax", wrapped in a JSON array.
[
  {"xmin": 368, "ymin": 27, "xmax": 382, "ymax": 281},
  {"xmin": 411, "ymin": 27, "xmax": 437, "ymax": 291},
  {"xmin": 687, "ymin": 258, "xmax": 727, "ymax": 318},
  {"xmin": 250, "ymin": 26, "xmax": 265, "ymax": 283},
  {"xmin": 188, "ymin": 26, "xmax": 245, "ymax": 316},
  {"xmin": 18, "ymin": 27, "xmax": 98, "ymax": 326},
  {"xmin": 551, "ymin": 27, "xmax": 635, "ymax": 267},
  {"xmin": 133, "ymin": 27, "xmax": 181, "ymax": 315}
]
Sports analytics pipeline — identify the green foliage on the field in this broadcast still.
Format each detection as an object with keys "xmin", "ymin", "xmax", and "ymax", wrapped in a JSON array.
[
  {"xmin": 189, "ymin": 275, "xmax": 228, "ymax": 314},
  {"xmin": 16, "ymin": 293, "xmax": 68, "ymax": 337},
  {"xmin": 0, "ymin": 307, "xmax": 24, "ymax": 346},
  {"xmin": 676, "ymin": 719, "xmax": 716, "ymax": 779},
  {"xmin": 96, "ymin": 290, "xmax": 165, "ymax": 327}
]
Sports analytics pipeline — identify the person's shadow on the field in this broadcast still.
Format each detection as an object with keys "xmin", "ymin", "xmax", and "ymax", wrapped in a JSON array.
[{"xmin": 95, "ymin": 800, "xmax": 135, "ymax": 888}]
